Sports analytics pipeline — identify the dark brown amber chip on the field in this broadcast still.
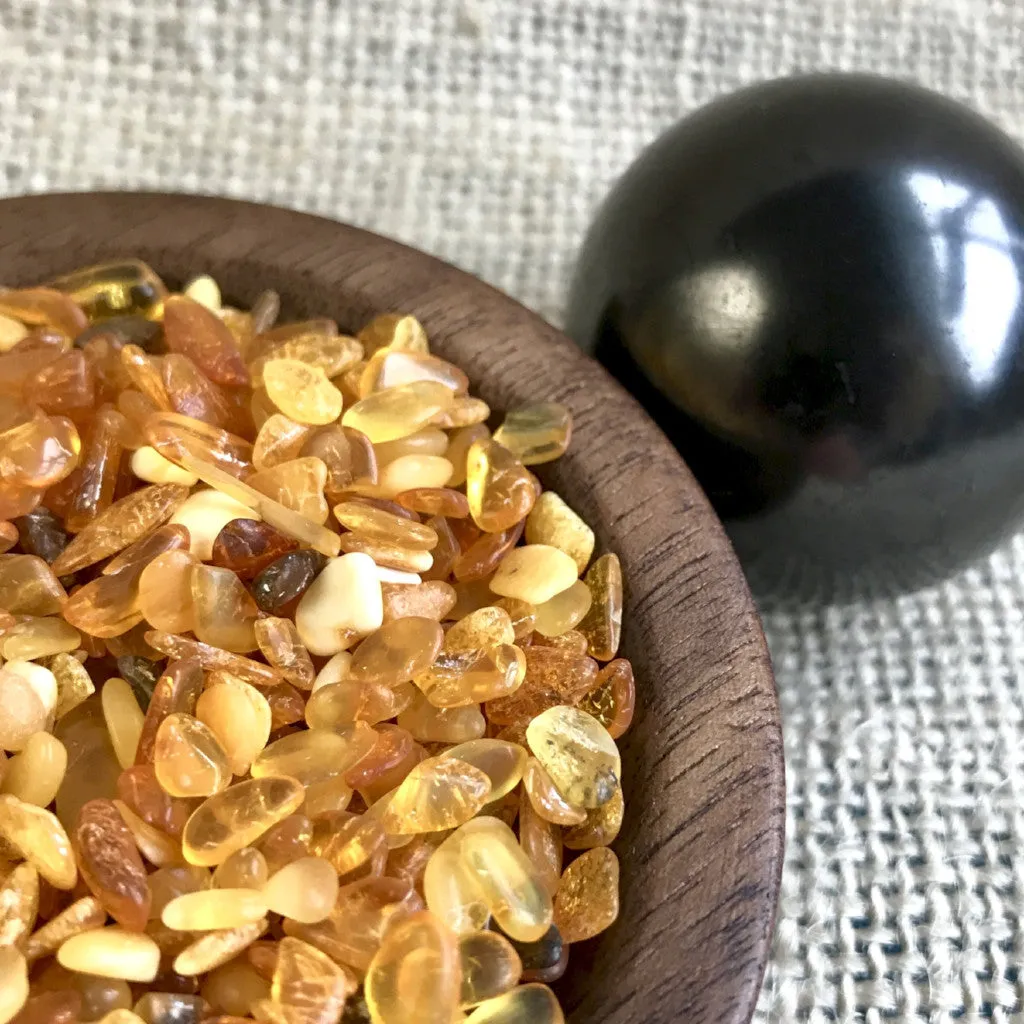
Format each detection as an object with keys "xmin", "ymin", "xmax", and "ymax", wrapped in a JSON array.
[
  {"xmin": 209, "ymin": 518, "xmax": 298, "ymax": 580},
  {"xmin": 251, "ymin": 549, "xmax": 328, "ymax": 614}
]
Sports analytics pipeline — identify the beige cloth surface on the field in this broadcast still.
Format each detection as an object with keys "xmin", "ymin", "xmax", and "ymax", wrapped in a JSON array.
[{"xmin": 3, "ymin": 1, "xmax": 1024, "ymax": 1019}]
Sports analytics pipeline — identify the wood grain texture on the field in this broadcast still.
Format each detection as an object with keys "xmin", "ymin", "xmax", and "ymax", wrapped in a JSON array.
[{"xmin": 0, "ymin": 192, "xmax": 785, "ymax": 1024}]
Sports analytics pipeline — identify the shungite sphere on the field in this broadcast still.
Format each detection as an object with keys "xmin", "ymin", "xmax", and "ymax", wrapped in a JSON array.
[{"xmin": 567, "ymin": 74, "xmax": 1024, "ymax": 605}]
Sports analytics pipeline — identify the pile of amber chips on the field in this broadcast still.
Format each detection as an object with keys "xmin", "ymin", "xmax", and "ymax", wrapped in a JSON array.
[{"xmin": 0, "ymin": 261, "xmax": 634, "ymax": 1024}]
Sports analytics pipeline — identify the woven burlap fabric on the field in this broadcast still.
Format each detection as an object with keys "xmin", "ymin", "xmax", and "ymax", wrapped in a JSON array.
[{"xmin": 4, "ymin": 1, "xmax": 1024, "ymax": 1019}]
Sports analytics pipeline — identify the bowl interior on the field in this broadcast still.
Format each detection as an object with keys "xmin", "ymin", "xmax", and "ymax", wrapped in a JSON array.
[{"xmin": 0, "ymin": 192, "xmax": 784, "ymax": 1024}]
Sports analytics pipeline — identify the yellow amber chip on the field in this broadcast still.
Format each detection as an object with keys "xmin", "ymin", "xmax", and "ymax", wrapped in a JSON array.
[
  {"xmin": 263, "ymin": 358, "xmax": 343, "ymax": 425},
  {"xmin": 1, "ymin": 732, "xmax": 67, "ymax": 807},
  {"xmin": 577, "ymin": 552, "xmax": 623, "ymax": 662},
  {"xmin": 552, "ymin": 846, "xmax": 620, "ymax": 943},
  {"xmin": 441, "ymin": 740, "xmax": 528, "ymax": 801},
  {"xmin": 342, "ymin": 381, "xmax": 454, "ymax": 443},
  {"xmin": 465, "ymin": 439, "xmax": 536, "ymax": 534},
  {"xmin": 358, "ymin": 313, "xmax": 430, "ymax": 355},
  {"xmin": 452, "ymin": 816, "xmax": 553, "ymax": 943},
  {"xmin": 154, "ymin": 712, "xmax": 232, "ymax": 798},
  {"xmin": 100, "ymin": 677, "xmax": 145, "ymax": 769},
  {"xmin": 524, "ymin": 487, "xmax": 598, "ymax": 569},
  {"xmin": 261, "ymin": 856, "xmax": 339, "ymax": 924},
  {"xmin": 489, "ymin": 545, "xmax": 579, "ymax": 606},
  {"xmin": 182, "ymin": 776, "xmax": 305, "ymax": 867},
  {"xmin": 382, "ymin": 756, "xmax": 492, "ymax": 834},
  {"xmin": 48, "ymin": 259, "xmax": 167, "ymax": 320},
  {"xmin": 532, "ymin": 579, "xmax": 593, "ymax": 638},
  {"xmin": 525, "ymin": 706, "xmax": 620, "ymax": 810},
  {"xmin": 464, "ymin": 984, "xmax": 564, "ymax": 1023},
  {"xmin": 492, "ymin": 403, "xmax": 572, "ymax": 466},
  {"xmin": 56, "ymin": 926, "xmax": 161, "ymax": 982},
  {"xmin": 195, "ymin": 674, "xmax": 272, "ymax": 776},
  {"xmin": 0, "ymin": 794, "xmax": 77, "ymax": 889},
  {"xmin": 161, "ymin": 888, "xmax": 269, "ymax": 930},
  {"xmin": 365, "ymin": 911, "xmax": 460, "ymax": 1024}
]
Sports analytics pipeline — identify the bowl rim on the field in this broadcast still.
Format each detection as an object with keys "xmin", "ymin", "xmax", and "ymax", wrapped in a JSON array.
[{"xmin": 0, "ymin": 190, "xmax": 784, "ymax": 1024}]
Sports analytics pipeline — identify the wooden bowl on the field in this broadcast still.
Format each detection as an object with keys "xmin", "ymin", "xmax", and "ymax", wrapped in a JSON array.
[{"xmin": 0, "ymin": 192, "xmax": 785, "ymax": 1024}]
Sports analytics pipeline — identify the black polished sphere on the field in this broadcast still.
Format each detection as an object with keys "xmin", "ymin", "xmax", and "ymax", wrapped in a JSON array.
[{"xmin": 567, "ymin": 74, "xmax": 1024, "ymax": 605}]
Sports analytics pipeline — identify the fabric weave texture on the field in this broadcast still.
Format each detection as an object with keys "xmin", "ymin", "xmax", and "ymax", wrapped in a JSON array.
[{"xmin": 3, "ymin": 1, "xmax": 1024, "ymax": 1019}]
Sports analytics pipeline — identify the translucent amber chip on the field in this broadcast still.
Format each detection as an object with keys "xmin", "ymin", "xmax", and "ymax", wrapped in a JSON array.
[
  {"xmin": 163, "ymin": 295, "xmax": 249, "ymax": 387},
  {"xmin": 552, "ymin": 847, "xmax": 620, "ymax": 943},
  {"xmin": 252, "ymin": 414, "xmax": 314, "ymax": 472},
  {"xmin": 249, "ymin": 456, "xmax": 329, "ymax": 525},
  {"xmin": 464, "ymin": 984, "xmax": 564, "ymax": 1023},
  {"xmin": 191, "ymin": 565, "xmax": 260, "ymax": 653},
  {"xmin": 576, "ymin": 658, "xmax": 635, "ymax": 739},
  {"xmin": 284, "ymin": 875, "xmax": 421, "ymax": 974},
  {"xmin": 251, "ymin": 331, "xmax": 362, "ymax": 382},
  {"xmin": 304, "ymin": 679, "xmax": 411, "ymax": 729},
  {"xmin": 342, "ymin": 381, "xmax": 454, "ymax": 443},
  {"xmin": 0, "ymin": 554, "xmax": 67, "ymax": 615},
  {"xmin": 424, "ymin": 832, "xmax": 492, "ymax": 935},
  {"xmin": 465, "ymin": 440, "xmax": 535, "ymax": 534},
  {"xmin": 137, "ymin": 548, "xmax": 197, "ymax": 633},
  {"xmin": 49, "ymin": 259, "xmax": 167, "ymax": 322},
  {"xmin": 269, "ymin": 936, "xmax": 355, "ymax": 1023},
  {"xmin": 577, "ymin": 553, "xmax": 623, "ymax": 662},
  {"xmin": 334, "ymin": 500, "xmax": 438, "ymax": 549},
  {"xmin": 416, "ymin": 646, "xmax": 525, "ymax": 708},
  {"xmin": 518, "ymin": 789, "xmax": 563, "ymax": 899},
  {"xmin": 0, "ymin": 287, "xmax": 88, "ymax": 336},
  {"xmin": 525, "ymin": 706, "xmax": 620, "ymax": 810},
  {"xmin": 74, "ymin": 798, "xmax": 151, "ymax": 929},
  {"xmin": 445, "ymin": 607, "xmax": 515, "ymax": 653},
  {"xmin": 154, "ymin": 713, "xmax": 232, "ymax": 798},
  {"xmin": 449, "ymin": 816, "xmax": 553, "ymax": 942},
  {"xmin": 397, "ymin": 690, "xmax": 486, "ymax": 744},
  {"xmin": 183, "ymin": 776, "xmax": 305, "ymax": 867},
  {"xmin": 0, "ymin": 794, "xmax": 77, "ymax": 889},
  {"xmin": 381, "ymin": 755, "xmax": 492, "ymax": 834},
  {"xmin": 213, "ymin": 847, "xmax": 269, "ymax": 890},
  {"xmin": 357, "ymin": 313, "xmax": 429, "ymax": 356},
  {"xmin": 522, "ymin": 758, "xmax": 585, "ymax": 826},
  {"xmin": 254, "ymin": 616, "xmax": 315, "ymax": 689},
  {"xmin": 251, "ymin": 725, "xmax": 376, "ymax": 787},
  {"xmin": 51, "ymin": 484, "xmax": 189, "ymax": 576},
  {"xmin": 458, "ymin": 930, "xmax": 523, "ymax": 1008},
  {"xmin": 492, "ymin": 403, "xmax": 571, "ymax": 466},
  {"xmin": 348, "ymin": 616, "xmax": 444, "ymax": 686},
  {"xmin": 365, "ymin": 911, "xmax": 460, "ymax": 1024},
  {"xmin": 263, "ymin": 359, "xmax": 343, "ymax": 426}
]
